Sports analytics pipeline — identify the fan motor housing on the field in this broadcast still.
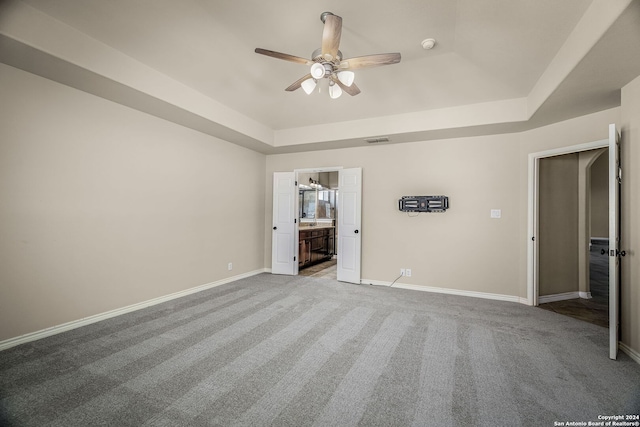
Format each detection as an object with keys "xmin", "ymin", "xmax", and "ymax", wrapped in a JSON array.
[{"xmin": 312, "ymin": 48, "xmax": 342, "ymax": 63}]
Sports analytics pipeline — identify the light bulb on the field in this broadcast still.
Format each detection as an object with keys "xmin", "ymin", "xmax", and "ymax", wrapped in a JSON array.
[
  {"xmin": 301, "ymin": 78, "xmax": 317, "ymax": 95},
  {"xmin": 337, "ymin": 71, "xmax": 355, "ymax": 87}
]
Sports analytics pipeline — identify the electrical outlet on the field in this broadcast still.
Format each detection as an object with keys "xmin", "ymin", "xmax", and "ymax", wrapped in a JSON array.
[
  {"xmin": 406, "ymin": 269, "xmax": 412, "ymax": 277},
  {"xmin": 400, "ymin": 268, "xmax": 405, "ymax": 276},
  {"xmin": 228, "ymin": 262, "xmax": 233, "ymax": 271}
]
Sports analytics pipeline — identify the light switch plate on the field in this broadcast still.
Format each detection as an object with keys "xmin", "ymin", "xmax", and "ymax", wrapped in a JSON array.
[{"xmin": 490, "ymin": 209, "xmax": 502, "ymax": 219}]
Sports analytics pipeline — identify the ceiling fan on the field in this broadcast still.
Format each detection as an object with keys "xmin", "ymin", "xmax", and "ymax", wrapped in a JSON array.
[{"xmin": 255, "ymin": 11, "xmax": 401, "ymax": 99}]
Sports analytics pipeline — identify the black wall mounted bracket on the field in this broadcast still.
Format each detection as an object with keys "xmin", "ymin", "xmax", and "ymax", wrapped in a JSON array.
[{"xmin": 398, "ymin": 196, "xmax": 449, "ymax": 213}]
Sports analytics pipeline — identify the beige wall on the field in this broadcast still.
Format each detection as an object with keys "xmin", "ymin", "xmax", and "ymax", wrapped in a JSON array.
[
  {"xmin": 266, "ymin": 109, "xmax": 622, "ymax": 303},
  {"xmin": 621, "ymin": 75, "xmax": 640, "ymax": 357},
  {"xmin": 267, "ymin": 135, "xmax": 522, "ymax": 295},
  {"xmin": 0, "ymin": 64, "xmax": 266, "ymax": 341},
  {"xmin": 589, "ymin": 151, "xmax": 609, "ymax": 238},
  {"xmin": 578, "ymin": 149, "xmax": 606, "ymax": 294},
  {"xmin": 538, "ymin": 153, "xmax": 579, "ymax": 296}
]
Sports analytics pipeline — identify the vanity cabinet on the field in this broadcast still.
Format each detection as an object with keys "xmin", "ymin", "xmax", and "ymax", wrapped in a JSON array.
[{"xmin": 299, "ymin": 227, "xmax": 335, "ymax": 269}]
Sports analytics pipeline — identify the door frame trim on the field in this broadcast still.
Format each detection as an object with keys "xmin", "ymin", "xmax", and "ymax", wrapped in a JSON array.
[{"xmin": 527, "ymin": 139, "xmax": 608, "ymax": 306}]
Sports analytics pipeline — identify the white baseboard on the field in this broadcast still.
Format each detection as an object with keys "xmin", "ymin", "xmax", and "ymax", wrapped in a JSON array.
[
  {"xmin": 538, "ymin": 291, "xmax": 580, "ymax": 304},
  {"xmin": 620, "ymin": 342, "xmax": 640, "ymax": 365},
  {"xmin": 538, "ymin": 291, "xmax": 592, "ymax": 304},
  {"xmin": 362, "ymin": 279, "xmax": 526, "ymax": 304},
  {"xmin": 0, "ymin": 269, "xmax": 268, "ymax": 352}
]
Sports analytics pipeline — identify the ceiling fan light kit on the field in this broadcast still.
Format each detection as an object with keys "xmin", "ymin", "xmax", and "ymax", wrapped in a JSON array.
[
  {"xmin": 255, "ymin": 11, "xmax": 401, "ymax": 99},
  {"xmin": 328, "ymin": 81, "xmax": 343, "ymax": 99},
  {"xmin": 301, "ymin": 78, "xmax": 317, "ymax": 95},
  {"xmin": 310, "ymin": 62, "xmax": 327, "ymax": 79},
  {"xmin": 337, "ymin": 71, "xmax": 355, "ymax": 87}
]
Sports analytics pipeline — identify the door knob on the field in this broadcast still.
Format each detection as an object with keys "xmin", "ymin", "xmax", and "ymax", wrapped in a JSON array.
[
  {"xmin": 601, "ymin": 249, "xmax": 606, "ymax": 255},
  {"xmin": 273, "ymin": 226, "xmax": 277, "ymax": 230},
  {"xmin": 354, "ymin": 229, "xmax": 359, "ymax": 234},
  {"xmin": 618, "ymin": 249, "xmax": 626, "ymax": 257}
]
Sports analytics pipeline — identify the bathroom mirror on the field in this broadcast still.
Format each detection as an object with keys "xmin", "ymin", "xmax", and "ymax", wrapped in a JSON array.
[
  {"xmin": 317, "ymin": 189, "xmax": 335, "ymax": 219},
  {"xmin": 298, "ymin": 172, "xmax": 338, "ymax": 223},
  {"xmin": 300, "ymin": 190, "xmax": 316, "ymax": 219}
]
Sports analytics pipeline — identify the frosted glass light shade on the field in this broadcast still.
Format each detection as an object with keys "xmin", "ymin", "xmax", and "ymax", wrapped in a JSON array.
[
  {"xmin": 310, "ymin": 63, "xmax": 326, "ymax": 79},
  {"xmin": 329, "ymin": 82, "xmax": 342, "ymax": 99},
  {"xmin": 301, "ymin": 78, "xmax": 317, "ymax": 95},
  {"xmin": 337, "ymin": 71, "xmax": 355, "ymax": 87}
]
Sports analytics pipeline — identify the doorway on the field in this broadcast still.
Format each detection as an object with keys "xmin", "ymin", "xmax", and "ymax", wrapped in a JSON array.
[
  {"xmin": 297, "ymin": 171, "xmax": 339, "ymax": 279},
  {"xmin": 527, "ymin": 124, "xmax": 621, "ymax": 360},
  {"xmin": 271, "ymin": 167, "xmax": 362, "ymax": 284},
  {"xmin": 536, "ymin": 148, "xmax": 609, "ymax": 328}
]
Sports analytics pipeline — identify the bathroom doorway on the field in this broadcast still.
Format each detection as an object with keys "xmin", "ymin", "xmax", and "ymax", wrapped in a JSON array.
[
  {"xmin": 297, "ymin": 171, "xmax": 339, "ymax": 279},
  {"xmin": 271, "ymin": 167, "xmax": 362, "ymax": 284}
]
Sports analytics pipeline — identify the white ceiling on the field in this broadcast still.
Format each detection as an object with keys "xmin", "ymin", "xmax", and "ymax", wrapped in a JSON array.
[{"xmin": 2, "ymin": 0, "xmax": 640, "ymax": 152}]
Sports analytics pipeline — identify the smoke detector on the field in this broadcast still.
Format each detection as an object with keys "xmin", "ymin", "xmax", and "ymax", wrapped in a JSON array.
[{"xmin": 421, "ymin": 38, "xmax": 436, "ymax": 50}]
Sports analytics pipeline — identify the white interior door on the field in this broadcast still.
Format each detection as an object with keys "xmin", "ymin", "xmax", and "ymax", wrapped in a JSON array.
[
  {"xmin": 608, "ymin": 123, "xmax": 621, "ymax": 360},
  {"xmin": 337, "ymin": 168, "xmax": 362, "ymax": 284},
  {"xmin": 272, "ymin": 172, "xmax": 296, "ymax": 275}
]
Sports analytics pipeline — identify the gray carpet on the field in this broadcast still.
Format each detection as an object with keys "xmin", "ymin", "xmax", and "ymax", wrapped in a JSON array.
[{"xmin": 1, "ymin": 273, "xmax": 639, "ymax": 426}]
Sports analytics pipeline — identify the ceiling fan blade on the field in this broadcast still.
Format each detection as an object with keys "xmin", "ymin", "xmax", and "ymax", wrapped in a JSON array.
[
  {"xmin": 255, "ymin": 48, "xmax": 312, "ymax": 66},
  {"xmin": 321, "ymin": 14, "xmax": 342, "ymax": 61},
  {"xmin": 340, "ymin": 53, "xmax": 401, "ymax": 70},
  {"xmin": 330, "ymin": 74, "xmax": 360, "ymax": 96},
  {"xmin": 286, "ymin": 74, "xmax": 314, "ymax": 92}
]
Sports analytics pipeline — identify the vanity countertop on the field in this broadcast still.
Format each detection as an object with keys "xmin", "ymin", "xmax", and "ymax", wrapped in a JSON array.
[{"xmin": 299, "ymin": 224, "xmax": 335, "ymax": 230}]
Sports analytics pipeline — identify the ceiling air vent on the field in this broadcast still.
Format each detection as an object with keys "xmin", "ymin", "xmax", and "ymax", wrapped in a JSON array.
[{"xmin": 365, "ymin": 136, "xmax": 389, "ymax": 144}]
